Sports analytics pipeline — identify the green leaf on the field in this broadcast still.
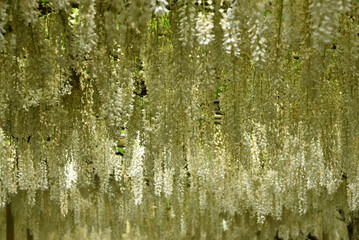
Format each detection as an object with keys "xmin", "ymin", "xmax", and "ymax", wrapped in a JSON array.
[
  {"xmin": 263, "ymin": 9, "xmax": 272, "ymax": 16},
  {"xmin": 117, "ymin": 147, "xmax": 125, "ymax": 155}
]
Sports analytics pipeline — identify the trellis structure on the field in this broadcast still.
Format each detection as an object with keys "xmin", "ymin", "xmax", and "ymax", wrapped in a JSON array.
[{"xmin": 0, "ymin": 0, "xmax": 359, "ymax": 239}]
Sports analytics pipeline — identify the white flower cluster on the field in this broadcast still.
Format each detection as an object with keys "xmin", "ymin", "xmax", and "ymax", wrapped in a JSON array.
[
  {"xmin": 0, "ymin": 129, "xmax": 8, "ymax": 205},
  {"xmin": 58, "ymin": 80, "xmax": 73, "ymax": 96},
  {"xmin": 20, "ymin": 0, "xmax": 39, "ymax": 25},
  {"xmin": 222, "ymin": 219, "xmax": 228, "ymax": 231},
  {"xmin": 17, "ymin": 149, "xmax": 35, "ymax": 191},
  {"xmin": 39, "ymin": 158, "xmax": 48, "ymax": 190},
  {"xmin": 1, "ymin": 1, "xmax": 359, "ymax": 238},
  {"xmin": 220, "ymin": 8, "xmax": 241, "ymax": 56},
  {"xmin": 309, "ymin": 0, "xmax": 344, "ymax": 51},
  {"xmin": 111, "ymin": 147, "xmax": 123, "ymax": 182},
  {"xmin": 23, "ymin": 88, "xmax": 42, "ymax": 111},
  {"xmin": 75, "ymin": 0, "xmax": 97, "ymax": 54},
  {"xmin": 196, "ymin": 12, "xmax": 215, "ymax": 46},
  {"xmin": 0, "ymin": 129, "xmax": 16, "ymax": 206},
  {"xmin": 180, "ymin": 214, "xmax": 186, "ymax": 236},
  {"xmin": 178, "ymin": 0, "xmax": 196, "ymax": 47},
  {"xmin": 0, "ymin": 127, "xmax": 5, "ymax": 150},
  {"xmin": 348, "ymin": 175, "xmax": 359, "ymax": 211},
  {"xmin": 153, "ymin": 149, "xmax": 174, "ymax": 198},
  {"xmin": 0, "ymin": 2, "xmax": 7, "ymax": 49},
  {"xmin": 248, "ymin": 133, "xmax": 261, "ymax": 170},
  {"xmin": 129, "ymin": 136, "xmax": 145, "ymax": 205},
  {"xmin": 64, "ymin": 160, "xmax": 78, "ymax": 189},
  {"xmin": 163, "ymin": 168, "xmax": 174, "ymax": 198},
  {"xmin": 154, "ymin": 169, "xmax": 163, "ymax": 196},
  {"xmin": 151, "ymin": 0, "xmax": 169, "ymax": 16},
  {"xmin": 103, "ymin": 80, "xmax": 134, "ymax": 138},
  {"xmin": 248, "ymin": 6, "xmax": 267, "ymax": 66},
  {"xmin": 101, "ymin": 57, "xmax": 135, "ymax": 138},
  {"xmin": 52, "ymin": 0, "xmax": 69, "ymax": 11},
  {"xmin": 336, "ymin": 16, "xmax": 359, "ymax": 73}
]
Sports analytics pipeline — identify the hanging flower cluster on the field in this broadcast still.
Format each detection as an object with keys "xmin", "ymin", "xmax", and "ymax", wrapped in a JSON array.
[
  {"xmin": 0, "ymin": 2, "xmax": 8, "ymax": 49},
  {"xmin": 196, "ymin": 12, "xmax": 215, "ymax": 46},
  {"xmin": 220, "ymin": 6, "xmax": 241, "ymax": 56},
  {"xmin": 309, "ymin": 0, "xmax": 347, "ymax": 51},
  {"xmin": 178, "ymin": 0, "xmax": 197, "ymax": 47},
  {"xmin": 0, "ymin": 0, "xmax": 359, "ymax": 239},
  {"xmin": 151, "ymin": 0, "xmax": 169, "ymax": 16},
  {"xmin": 248, "ymin": 3, "xmax": 268, "ymax": 66}
]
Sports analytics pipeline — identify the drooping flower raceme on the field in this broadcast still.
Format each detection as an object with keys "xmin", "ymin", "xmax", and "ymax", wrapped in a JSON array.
[
  {"xmin": 20, "ymin": 0, "xmax": 39, "ymax": 25},
  {"xmin": 0, "ymin": 1, "xmax": 358, "ymax": 238},
  {"xmin": 178, "ymin": 0, "xmax": 196, "ymax": 47},
  {"xmin": 309, "ymin": 0, "xmax": 344, "ymax": 52},
  {"xmin": 220, "ymin": 8, "xmax": 241, "ymax": 56},
  {"xmin": 196, "ymin": 12, "xmax": 215, "ymax": 46},
  {"xmin": 52, "ymin": 0, "xmax": 69, "ymax": 11},
  {"xmin": 74, "ymin": 0, "xmax": 97, "ymax": 55},
  {"xmin": 129, "ymin": 136, "xmax": 145, "ymax": 205},
  {"xmin": 0, "ymin": 2, "xmax": 8, "ymax": 49},
  {"xmin": 151, "ymin": 0, "xmax": 169, "ymax": 16},
  {"xmin": 248, "ymin": 5, "xmax": 267, "ymax": 66},
  {"xmin": 163, "ymin": 168, "xmax": 174, "ymax": 198},
  {"xmin": 64, "ymin": 160, "xmax": 78, "ymax": 189}
]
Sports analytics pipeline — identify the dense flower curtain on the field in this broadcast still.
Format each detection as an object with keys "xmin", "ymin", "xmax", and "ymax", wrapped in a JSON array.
[{"xmin": 0, "ymin": 0, "xmax": 358, "ymax": 239}]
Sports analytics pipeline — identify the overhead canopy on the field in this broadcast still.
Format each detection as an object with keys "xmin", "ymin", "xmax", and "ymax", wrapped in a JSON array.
[{"xmin": 0, "ymin": 0, "xmax": 358, "ymax": 239}]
